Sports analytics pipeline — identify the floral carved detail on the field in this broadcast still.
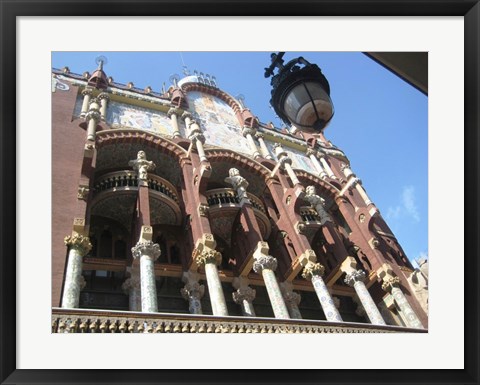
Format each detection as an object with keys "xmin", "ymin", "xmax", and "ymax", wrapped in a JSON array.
[
  {"xmin": 77, "ymin": 186, "xmax": 90, "ymax": 200},
  {"xmin": 131, "ymin": 241, "xmax": 161, "ymax": 261},
  {"xmin": 181, "ymin": 281, "xmax": 205, "ymax": 301},
  {"xmin": 167, "ymin": 107, "xmax": 180, "ymax": 118},
  {"xmin": 302, "ymin": 261, "xmax": 325, "ymax": 280},
  {"xmin": 381, "ymin": 276, "xmax": 401, "ymax": 292},
  {"xmin": 195, "ymin": 249, "xmax": 222, "ymax": 266},
  {"xmin": 64, "ymin": 234, "xmax": 92, "ymax": 256},
  {"xmin": 344, "ymin": 269, "xmax": 366, "ymax": 287},
  {"xmin": 232, "ymin": 286, "xmax": 256, "ymax": 303},
  {"xmin": 253, "ymin": 254, "xmax": 277, "ymax": 273}
]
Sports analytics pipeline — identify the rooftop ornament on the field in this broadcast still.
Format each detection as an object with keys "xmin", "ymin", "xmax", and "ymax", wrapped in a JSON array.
[{"xmin": 265, "ymin": 52, "xmax": 334, "ymax": 133}]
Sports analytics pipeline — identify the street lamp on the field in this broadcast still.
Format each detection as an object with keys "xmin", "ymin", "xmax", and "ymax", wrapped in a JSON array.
[{"xmin": 265, "ymin": 52, "xmax": 334, "ymax": 133}]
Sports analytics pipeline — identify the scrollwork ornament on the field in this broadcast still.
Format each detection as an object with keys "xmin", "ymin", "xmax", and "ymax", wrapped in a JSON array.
[
  {"xmin": 232, "ymin": 286, "xmax": 256, "ymax": 303},
  {"xmin": 253, "ymin": 254, "xmax": 278, "ymax": 273},
  {"xmin": 302, "ymin": 261, "xmax": 325, "ymax": 280},
  {"xmin": 64, "ymin": 234, "xmax": 92, "ymax": 256},
  {"xmin": 196, "ymin": 249, "xmax": 222, "ymax": 266},
  {"xmin": 381, "ymin": 276, "xmax": 401, "ymax": 292},
  {"xmin": 344, "ymin": 269, "xmax": 366, "ymax": 287}
]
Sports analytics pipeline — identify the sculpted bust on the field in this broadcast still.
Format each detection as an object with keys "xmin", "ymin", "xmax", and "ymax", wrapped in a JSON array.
[{"xmin": 304, "ymin": 185, "xmax": 332, "ymax": 224}]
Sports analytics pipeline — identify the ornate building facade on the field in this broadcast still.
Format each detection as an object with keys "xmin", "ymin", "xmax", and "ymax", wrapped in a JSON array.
[{"xmin": 51, "ymin": 59, "xmax": 428, "ymax": 334}]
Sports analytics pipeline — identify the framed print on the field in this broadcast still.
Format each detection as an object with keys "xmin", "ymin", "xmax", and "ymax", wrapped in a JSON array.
[{"xmin": 2, "ymin": 1, "xmax": 479, "ymax": 384}]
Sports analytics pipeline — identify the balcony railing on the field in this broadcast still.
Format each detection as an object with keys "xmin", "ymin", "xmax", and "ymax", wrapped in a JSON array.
[
  {"xmin": 206, "ymin": 188, "xmax": 266, "ymax": 214},
  {"xmin": 52, "ymin": 308, "xmax": 426, "ymax": 334},
  {"xmin": 300, "ymin": 206, "xmax": 321, "ymax": 223},
  {"xmin": 93, "ymin": 170, "xmax": 179, "ymax": 203}
]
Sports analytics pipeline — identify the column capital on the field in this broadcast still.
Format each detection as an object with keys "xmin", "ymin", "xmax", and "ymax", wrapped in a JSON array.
[
  {"xmin": 254, "ymin": 132, "xmax": 264, "ymax": 139},
  {"xmin": 97, "ymin": 92, "xmax": 110, "ymax": 101},
  {"xmin": 131, "ymin": 241, "xmax": 161, "ymax": 261},
  {"xmin": 344, "ymin": 269, "xmax": 366, "ymax": 286},
  {"xmin": 128, "ymin": 150, "xmax": 156, "ymax": 181},
  {"xmin": 278, "ymin": 156, "xmax": 293, "ymax": 168},
  {"xmin": 232, "ymin": 286, "xmax": 256, "ymax": 304},
  {"xmin": 81, "ymin": 87, "xmax": 93, "ymax": 96},
  {"xmin": 181, "ymin": 111, "xmax": 192, "ymax": 121},
  {"xmin": 279, "ymin": 283, "xmax": 302, "ymax": 306},
  {"xmin": 302, "ymin": 261, "xmax": 325, "ymax": 280},
  {"xmin": 381, "ymin": 276, "xmax": 401, "ymax": 292},
  {"xmin": 306, "ymin": 148, "xmax": 317, "ymax": 157},
  {"xmin": 181, "ymin": 281, "xmax": 205, "ymax": 301},
  {"xmin": 122, "ymin": 276, "xmax": 140, "ymax": 293},
  {"xmin": 253, "ymin": 254, "xmax": 277, "ymax": 273},
  {"xmin": 167, "ymin": 107, "xmax": 180, "ymax": 118},
  {"xmin": 194, "ymin": 249, "xmax": 222, "ymax": 266},
  {"xmin": 85, "ymin": 109, "xmax": 101, "ymax": 122},
  {"xmin": 64, "ymin": 234, "xmax": 92, "ymax": 256},
  {"xmin": 189, "ymin": 131, "xmax": 206, "ymax": 145},
  {"xmin": 241, "ymin": 126, "xmax": 256, "ymax": 137}
]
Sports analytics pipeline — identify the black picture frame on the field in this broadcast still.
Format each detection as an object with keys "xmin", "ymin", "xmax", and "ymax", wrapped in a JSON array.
[{"xmin": 1, "ymin": 1, "xmax": 478, "ymax": 384}]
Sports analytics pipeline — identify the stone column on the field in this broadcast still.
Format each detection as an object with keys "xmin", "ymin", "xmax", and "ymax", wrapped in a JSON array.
[
  {"xmin": 167, "ymin": 107, "xmax": 182, "ymax": 138},
  {"xmin": 273, "ymin": 143, "xmax": 300, "ymax": 186},
  {"xmin": 252, "ymin": 243, "xmax": 290, "ymax": 319},
  {"xmin": 97, "ymin": 92, "xmax": 110, "ymax": 121},
  {"xmin": 306, "ymin": 148, "xmax": 328, "ymax": 179},
  {"xmin": 62, "ymin": 234, "xmax": 92, "ymax": 308},
  {"xmin": 195, "ymin": 250, "xmax": 229, "ymax": 316},
  {"xmin": 379, "ymin": 265, "xmax": 424, "ymax": 328},
  {"xmin": 344, "ymin": 270, "xmax": 386, "ymax": 325},
  {"xmin": 80, "ymin": 87, "xmax": 93, "ymax": 116},
  {"xmin": 181, "ymin": 271, "xmax": 205, "ymax": 314},
  {"xmin": 318, "ymin": 151, "xmax": 336, "ymax": 179},
  {"xmin": 302, "ymin": 262, "xmax": 343, "ymax": 322},
  {"xmin": 122, "ymin": 276, "xmax": 141, "ymax": 312},
  {"xmin": 255, "ymin": 133, "xmax": 273, "ymax": 160},
  {"xmin": 85, "ymin": 98, "xmax": 101, "ymax": 141},
  {"xmin": 131, "ymin": 241, "xmax": 161, "ymax": 313},
  {"xmin": 381, "ymin": 276, "xmax": 423, "ymax": 328},
  {"xmin": 187, "ymin": 118, "xmax": 207, "ymax": 162},
  {"xmin": 232, "ymin": 278, "xmax": 256, "ymax": 317},
  {"xmin": 279, "ymin": 282, "xmax": 303, "ymax": 319},
  {"xmin": 224, "ymin": 167, "xmax": 250, "ymax": 205},
  {"xmin": 355, "ymin": 183, "xmax": 373, "ymax": 206},
  {"xmin": 242, "ymin": 126, "xmax": 261, "ymax": 159}
]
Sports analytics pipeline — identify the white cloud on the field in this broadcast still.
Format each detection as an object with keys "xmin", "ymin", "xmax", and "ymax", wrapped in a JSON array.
[
  {"xmin": 386, "ymin": 185, "xmax": 420, "ymax": 223},
  {"xmin": 402, "ymin": 186, "xmax": 420, "ymax": 222}
]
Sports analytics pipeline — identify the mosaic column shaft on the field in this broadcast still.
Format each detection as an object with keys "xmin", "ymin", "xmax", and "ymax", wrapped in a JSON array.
[
  {"xmin": 132, "ymin": 241, "xmax": 161, "ymax": 313},
  {"xmin": 81, "ymin": 88, "xmax": 92, "ymax": 116},
  {"xmin": 280, "ymin": 283, "xmax": 303, "ymax": 319},
  {"xmin": 98, "ymin": 92, "xmax": 109, "ymax": 121},
  {"xmin": 391, "ymin": 286, "xmax": 423, "ymax": 328},
  {"xmin": 345, "ymin": 270, "xmax": 386, "ymax": 325},
  {"xmin": 168, "ymin": 108, "xmax": 181, "ymax": 138},
  {"xmin": 122, "ymin": 277, "xmax": 141, "ymax": 312},
  {"xmin": 303, "ymin": 262, "xmax": 343, "ymax": 322},
  {"xmin": 204, "ymin": 262, "xmax": 229, "ymax": 316},
  {"xmin": 196, "ymin": 249, "xmax": 229, "ymax": 316},
  {"xmin": 255, "ymin": 133, "xmax": 273, "ymax": 159},
  {"xmin": 62, "ymin": 234, "xmax": 91, "ymax": 308},
  {"xmin": 253, "ymin": 253, "xmax": 290, "ymax": 319},
  {"xmin": 319, "ymin": 155, "xmax": 336, "ymax": 179}
]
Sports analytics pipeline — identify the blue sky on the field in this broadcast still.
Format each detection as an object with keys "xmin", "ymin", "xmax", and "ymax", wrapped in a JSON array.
[{"xmin": 52, "ymin": 51, "xmax": 428, "ymax": 266}]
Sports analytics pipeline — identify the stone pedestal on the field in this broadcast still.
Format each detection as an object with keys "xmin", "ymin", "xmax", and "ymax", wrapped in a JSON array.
[
  {"xmin": 302, "ymin": 262, "xmax": 342, "ymax": 322},
  {"xmin": 132, "ymin": 241, "xmax": 161, "ymax": 313},
  {"xmin": 62, "ymin": 234, "xmax": 91, "ymax": 308},
  {"xmin": 253, "ymin": 245, "xmax": 290, "ymax": 319}
]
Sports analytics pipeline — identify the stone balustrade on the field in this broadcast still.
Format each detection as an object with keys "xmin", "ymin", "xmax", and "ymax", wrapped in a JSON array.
[
  {"xmin": 52, "ymin": 308, "xmax": 426, "ymax": 334},
  {"xmin": 205, "ymin": 188, "xmax": 266, "ymax": 214},
  {"xmin": 299, "ymin": 206, "xmax": 322, "ymax": 223},
  {"xmin": 93, "ymin": 170, "xmax": 179, "ymax": 203}
]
